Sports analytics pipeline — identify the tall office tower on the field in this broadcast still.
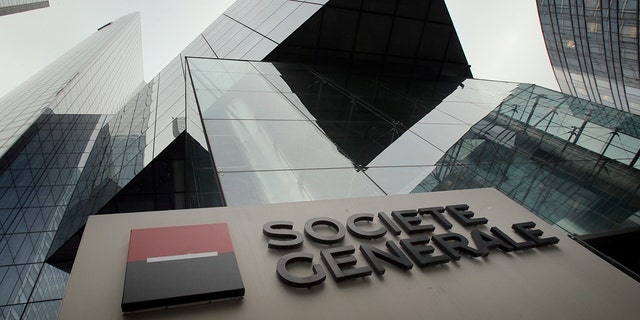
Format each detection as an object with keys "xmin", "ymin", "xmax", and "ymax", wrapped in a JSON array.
[
  {"xmin": 537, "ymin": 0, "xmax": 640, "ymax": 114},
  {"xmin": 0, "ymin": 13, "xmax": 143, "ymax": 319},
  {"xmin": 46, "ymin": 0, "xmax": 474, "ymax": 271},
  {"xmin": 3, "ymin": 1, "xmax": 640, "ymax": 319},
  {"xmin": 0, "ymin": 0, "xmax": 48, "ymax": 16}
]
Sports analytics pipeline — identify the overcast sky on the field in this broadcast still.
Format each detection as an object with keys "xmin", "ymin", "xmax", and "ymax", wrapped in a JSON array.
[
  {"xmin": 0, "ymin": 0, "xmax": 559, "ymax": 98},
  {"xmin": 446, "ymin": 0, "xmax": 558, "ymax": 90}
]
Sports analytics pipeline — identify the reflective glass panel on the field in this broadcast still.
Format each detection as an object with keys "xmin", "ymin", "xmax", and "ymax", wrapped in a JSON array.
[
  {"xmin": 366, "ymin": 166, "xmax": 437, "ymax": 195},
  {"xmin": 197, "ymin": 90, "xmax": 306, "ymax": 120},
  {"xmin": 219, "ymin": 168, "xmax": 384, "ymax": 206},
  {"xmin": 191, "ymin": 71, "xmax": 276, "ymax": 92},
  {"xmin": 204, "ymin": 119, "xmax": 353, "ymax": 171},
  {"xmin": 367, "ymin": 130, "xmax": 444, "ymax": 167},
  {"xmin": 189, "ymin": 58, "xmax": 260, "ymax": 74}
]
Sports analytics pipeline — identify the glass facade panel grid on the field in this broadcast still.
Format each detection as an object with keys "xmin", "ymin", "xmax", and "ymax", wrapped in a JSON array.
[
  {"xmin": 0, "ymin": 13, "xmax": 142, "ymax": 163},
  {"xmin": 154, "ymin": 96, "xmax": 185, "ymax": 134},
  {"xmin": 21, "ymin": 300, "xmax": 61, "ymax": 320},
  {"xmin": 267, "ymin": 2, "xmax": 322, "ymax": 43},
  {"xmin": 253, "ymin": 1, "xmax": 299, "ymax": 36},
  {"xmin": 201, "ymin": 15, "xmax": 236, "ymax": 50},
  {"xmin": 153, "ymin": 113, "xmax": 185, "ymax": 158},
  {"xmin": 408, "ymin": 81, "xmax": 640, "ymax": 236},
  {"xmin": 228, "ymin": 0, "xmax": 286, "ymax": 27},
  {"xmin": 196, "ymin": 89, "xmax": 307, "ymax": 120},
  {"xmin": 28, "ymin": 264, "xmax": 68, "ymax": 302},
  {"xmin": 366, "ymin": 129, "xmax": 445, "ymax": 167},
  {"xmin": 429, "ymin": 101, "xmax": 495, "ymax": 125},
  {"xmin": 189, "ymin": 58, "xmax": 262, "ymax": 74},
  {"xmin": 241, "ymin": 37, "xmax": 279, "ymax": 60},
  {"xmin": 182, "ymin": 35, "xmax": 216, "ymax": 58},
  {"xmin": 0, "ymin": 232, "xmax": 54, "ymax": 266},
  {"xmin": 191, "ymin": 70, "xmax": 278, "ymax": 92},
  {"xmin": 1, "ymin": 1, "xmax": 639, "ymax": 318},
  {"xmin": 216, "ymin": 26, "xmax": 255, "ymax": 58},
  {"xmin": 210, "ymin": 17, "xmax": 249, "ymax": 54},
  {"xmin": 538, "ymin": 0, "xmax": 640, "ymax": 115},
  {"xmin": 0, "ymin": 303, "xmax": 25, "ymax": 320},
  {"xmin": 204, "ymin": 119, "xmax": 354, "ymax": 172},
  {"xmin": 409, "ymin": 123, "xmax": 472, "ymax": 152},
  {"xmin": 0, "ymin": 263, "xmax": 40, "ymax": 306},
  {"xmin": 366, "ymin": 165, "xmax": 437, "ymax": 195},
  {"xmin": 226, "ymin": 31, "xmax": 265, "ymax": 59},
  {"xmin": 218, "ymin": 168, "xmax": 384, "ymax": 206}
]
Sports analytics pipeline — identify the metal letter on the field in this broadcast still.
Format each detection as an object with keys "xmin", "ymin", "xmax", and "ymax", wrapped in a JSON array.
[
  {"xmin": 512, "ymin": 222, "xmax": 559, "ymax": 247},
  {"xmin": 263, "ymin": 221, "xmax": 303, "ymax": 249},
  {"xmin": 360, "ymin": 241, "xmax": 413, "ymax": 275},
  {"xmin": 432, "ymin": 233, "xmax": 483, "ymax": 260},
  {"xmin": 470, "ymin": 229, "xmax": 513, "ymax": 256},
  {"xmin": 392, "ymin": 209, "xmax": 435, "ymax": 234},
  {"xmin": 378, "ymin": 212, "xmax": 401, "ymax": 236},
  {"xmin": 399, "ymin": 235, "xmax": 450, "ymax": 267},
  {"xmin": 276, "ymin": 252, "xmax": 326, "ymax": 288},
  {"xmin": 445, "ymin": 204, "xmax": 488, "ymax": 226},
  {"xmin": 320, "ymin": 245, "xmax": 372, "ymax": 281},
  {"xmin": 418, "ymin": 206, "xmax": 453, "ymax": 229},
  {"xmin": 347, "ymin": 213, "xmax": 387, "ymax": 239},
  {"xmin": 304, "ymin": 217, "xmax": 346, "ymax": 244},
  {"xmin": 490, "ymin": 226, "xmax": 536, "ymax": 250}
]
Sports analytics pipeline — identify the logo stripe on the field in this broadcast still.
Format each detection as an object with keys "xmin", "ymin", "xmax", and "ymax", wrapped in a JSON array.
[{"xmin": 146, "ymin": 251, "xmax": 219, "ymax": 263}]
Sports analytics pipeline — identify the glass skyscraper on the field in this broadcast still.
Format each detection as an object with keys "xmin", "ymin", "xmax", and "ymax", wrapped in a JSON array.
[
  {"xmin": 1, "ymin": 1, "xmax": 639, "ymax": 319},
  {"xmin": 537, "ymin": 0, "xmax": 640, "ymax": 115},
  {"xmin": 0, "ymin": 12, "xmax": 143, "ymax": 319}
]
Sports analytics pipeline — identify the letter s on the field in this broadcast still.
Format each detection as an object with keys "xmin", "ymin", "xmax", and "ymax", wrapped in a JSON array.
[{"xmin": 263, "ymin": 221, "xmax": 303, "ymax": 249}]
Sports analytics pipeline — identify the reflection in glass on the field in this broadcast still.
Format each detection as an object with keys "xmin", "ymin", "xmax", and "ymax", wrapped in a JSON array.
[
  {"xmin": 411, "ymin": 84, "xmax": 640, "ymax": 235},
  {"xmin": 197, "ymin": 90, "xmax": 306, "ymax": 120},
  {"xmin": 204, "ymin": 119, "xmax": 352, "ymax": 172},
  {"xmin": 219, "ymin": 168, "xmax": 384, "ymax": 206},
  {"xmin": 273, "ymin": 63, "xmax": 465, "ymax": 166},
  {"xmin": 191, "ymin": 71, "xmax": 276, "ymax": 92},
  {"xmin": 189, "ymin": 57, "xmax": 640, "ymax": 241}
]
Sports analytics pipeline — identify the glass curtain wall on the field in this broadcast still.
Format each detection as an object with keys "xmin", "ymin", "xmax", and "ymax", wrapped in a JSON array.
[
  {"xmin": 538, "ymin": 0, "xmax": 640, "ymax": 114},
  {"xmin": 188, "ymin": 58, "xmax": 640, "ymax": 237},
  {"xmin": 0, "ymin": 13, "xmax": 143, "ymax": 320},
  {"xmin": 415, "ymin": 83, "xmax": 640, "ymax": 235},
  {"xmin": 188, "ymin": 58, "xmax": 385, "ymax": 205}
]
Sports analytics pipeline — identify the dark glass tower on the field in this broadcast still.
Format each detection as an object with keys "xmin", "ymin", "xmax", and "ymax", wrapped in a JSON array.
[{"xmin": 537, "ymin": 0, "xmax": 640, "ymax": 114}]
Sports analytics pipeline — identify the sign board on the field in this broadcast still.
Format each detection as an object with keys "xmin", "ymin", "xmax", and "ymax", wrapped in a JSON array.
[
  {"xmin": 59, "ymin": 188, "xmax": 640, "ymax": 319},
  {"xmin": 121, "ymin": 223, "xmax": 244, "ymax": 312}
]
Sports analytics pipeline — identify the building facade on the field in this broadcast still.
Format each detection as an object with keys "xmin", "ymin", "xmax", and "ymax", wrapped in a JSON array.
[
  {"xmin": 537, "ymin": 0, "xmax": 640, "ymax": 114},
  {"xmin": 0, "ymin": 12, "xmax": 143, "ymax": 319},
  {"xmin": 1, "ymin": 1, "xmax": 640, "ymax": 319},
  {"xmin": 0, "ymin": 0, "xmax": 48, "ymax": 16}
]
